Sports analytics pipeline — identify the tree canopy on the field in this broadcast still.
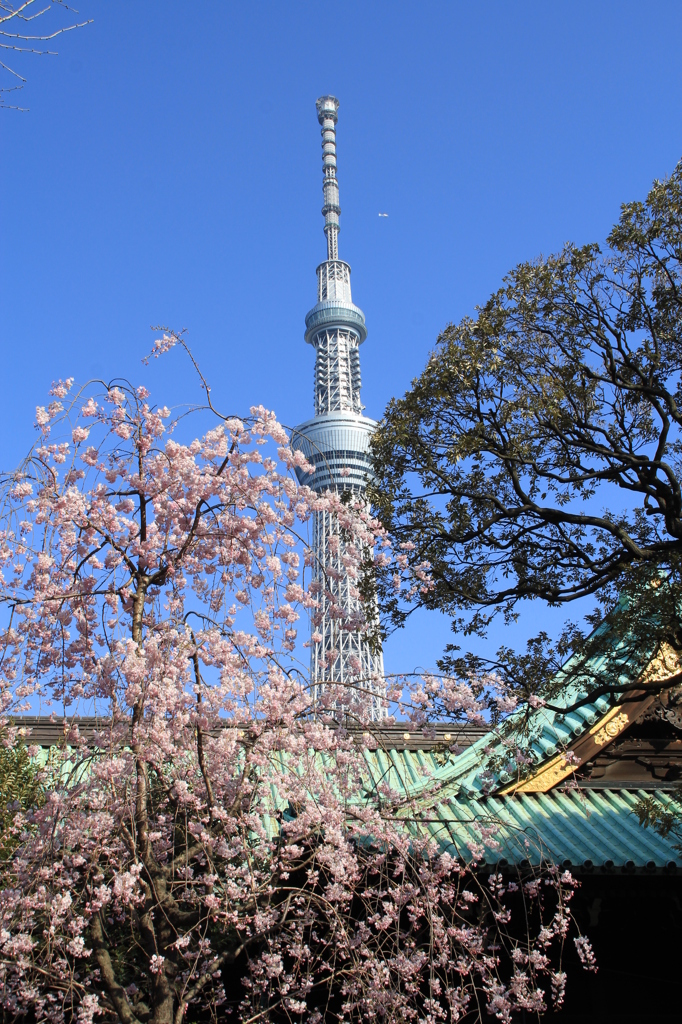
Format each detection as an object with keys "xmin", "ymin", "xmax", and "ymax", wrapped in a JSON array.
[{"xmin": 370, "ymin": 158, "xmax": 682, "ymax": 706}]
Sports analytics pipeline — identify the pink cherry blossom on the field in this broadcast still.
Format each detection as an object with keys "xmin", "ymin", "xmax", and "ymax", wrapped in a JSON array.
[
  {"xmin": 0, "ymin": 354, "xmax": 587, "ymax": 1024},
  {"xmin": 81, "ymin": 397, "xmax": 99, "ymax": 417}
]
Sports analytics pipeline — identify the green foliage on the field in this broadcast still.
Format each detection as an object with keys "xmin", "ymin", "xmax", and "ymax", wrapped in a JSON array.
[
  {"xmin": 0, "ymin": 739, "xmax": 43, "ymax": 860},
  {"xmin": 370, "ymin": 157, "xmax": 682, "ymax": 707},
  {"xmin": 633, "ymin": 788, "xmax": 682, "ymax": 854}
]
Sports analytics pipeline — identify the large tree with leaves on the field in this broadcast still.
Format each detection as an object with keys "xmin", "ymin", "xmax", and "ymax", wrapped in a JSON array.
[{"xmin": 370, "ymin": 159, "xmax": 682, "ymax": 709}]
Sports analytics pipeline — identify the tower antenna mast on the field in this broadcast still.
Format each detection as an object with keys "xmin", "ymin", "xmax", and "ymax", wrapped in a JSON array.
[
  {"xmin": 318, "ymin": 95, "xmax": 341, "ymax": 261},
  {"xmin": 292, "ymin": 96, "xmax": 386, "ymax": 720}
]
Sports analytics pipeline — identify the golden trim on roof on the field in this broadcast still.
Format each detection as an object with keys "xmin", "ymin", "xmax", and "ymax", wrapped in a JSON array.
[{"xmin": 498, "ymin": 643, "xmax": 681, "ymax": 796}]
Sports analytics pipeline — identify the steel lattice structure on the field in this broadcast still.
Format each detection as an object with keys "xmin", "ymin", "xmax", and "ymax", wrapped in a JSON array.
[{"xmin": 292, "ymin": 96, "xmax": 386, "ymax": 721}]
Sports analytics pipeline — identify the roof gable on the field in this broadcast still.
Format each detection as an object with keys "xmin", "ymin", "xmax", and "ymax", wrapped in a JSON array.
[{"xmin": 375, "ymin": 632, "xmax": 681, "ymax": 804}]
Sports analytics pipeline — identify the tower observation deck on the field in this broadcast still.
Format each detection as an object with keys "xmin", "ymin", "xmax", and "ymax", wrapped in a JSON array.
[{"xmin": 291, "ymin": 96, "xmax": 386, "ymax": 720}]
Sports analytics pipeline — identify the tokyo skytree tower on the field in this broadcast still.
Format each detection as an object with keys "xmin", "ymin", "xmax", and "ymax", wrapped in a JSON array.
[{"xmin": 291, "ymin": 96, "xmax": 386, "ymax": 720}]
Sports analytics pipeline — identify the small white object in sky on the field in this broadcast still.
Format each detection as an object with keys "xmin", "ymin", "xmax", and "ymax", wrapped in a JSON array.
[{"xmin": 378, "ymin": 212, "xmax": 389, "ymax": 217}]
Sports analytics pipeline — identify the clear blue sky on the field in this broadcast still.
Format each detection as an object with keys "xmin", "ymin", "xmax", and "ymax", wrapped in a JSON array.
[{"xmin": 2, "ymin": 1, "xmax": 682, "ymax": 677}]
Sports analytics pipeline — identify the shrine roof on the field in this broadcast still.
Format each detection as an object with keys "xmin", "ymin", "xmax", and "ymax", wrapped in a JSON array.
[
  {"xmin": 12, "ymin": 699, "xmax": 682, "ymax": 873},
  {"xmin": 412, "ymin": 788, "xmax": 680, "ymax": 872}
]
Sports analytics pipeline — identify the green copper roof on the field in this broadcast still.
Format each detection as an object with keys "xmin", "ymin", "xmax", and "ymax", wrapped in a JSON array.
[
  {"xmin": 30, "ymin": 740, "xmax": 680, "ymax": 871},
  {"xmin": 377, "ymin": 608, "xmax": 657, "ymax": 800},
  {"xmin": 413, "ymin": 788, "xmax": 680, "ymax": 870},
  {"xmin": 21, "ymin": 705, "xmax": 681, "ymax": 871},
  {"xmin": 357, "ymin": 744, "xmax": 681, "ymax": 871}
]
